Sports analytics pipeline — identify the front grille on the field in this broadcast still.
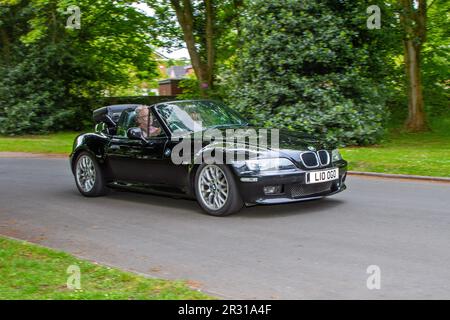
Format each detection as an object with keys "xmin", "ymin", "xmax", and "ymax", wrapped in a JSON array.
[
  {"xmin": 300, "ymin": 152, "xmax": 319, "ymax": 168},
  {"xmin": 290, "ymin": 182, "xmax": 332, "ymax": 198},
  {"xmin": 317, "ymin": 150, "xmax": 330, "ymax": 166}
]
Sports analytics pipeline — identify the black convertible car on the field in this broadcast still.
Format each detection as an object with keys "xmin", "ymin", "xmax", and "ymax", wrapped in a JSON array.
[{"xmin": 70, "ymin": 100, "xmax": 347, "ymax": 216}]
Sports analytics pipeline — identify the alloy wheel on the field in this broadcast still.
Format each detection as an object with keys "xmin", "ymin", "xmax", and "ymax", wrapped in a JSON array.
[
  {"xmin": 76, "ymin": 155, "xmax": 96, "ymax": 192},
  {"xmin": 198, "ymin": 165, "xmax": 229, "ymax": 210}
]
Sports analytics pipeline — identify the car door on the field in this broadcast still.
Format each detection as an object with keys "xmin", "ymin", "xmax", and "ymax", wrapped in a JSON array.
[
  {"xmin": 132, "ymin": 136, "xmax": 169, "ymax": 186},
  {"xmin": 105, "ymin": 107, "xmax": 176, "ymax": 187},
  {"xmin": 106, "ymin": 137, "xmax": 144, "ymax": 182},
  {"xmin": 105, "ymin": 109, "xmax": 144, "ymax": 182},
  {"xmin": 131, "ymin": 108, "xmax": 182, "ymax": 188}
]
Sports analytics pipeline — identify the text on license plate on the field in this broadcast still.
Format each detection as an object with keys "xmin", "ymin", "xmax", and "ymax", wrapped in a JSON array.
[{"xmin": 306, "ymin": 168, "xmax": 339, "ymax": 184}]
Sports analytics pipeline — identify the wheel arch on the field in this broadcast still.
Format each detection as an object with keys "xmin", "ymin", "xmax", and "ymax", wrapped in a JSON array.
[
  {"xmin": 70, "ymin": 133, "xmax": 109, "ymax": 174},
  {"xmin": 71, "ymin": 147, "xmax": 96, "ymax": 173}
]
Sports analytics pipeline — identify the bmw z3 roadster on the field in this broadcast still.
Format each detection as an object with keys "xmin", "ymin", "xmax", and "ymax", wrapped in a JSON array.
[{"xmin": 70, "ymin": 100, "xmax": 347, "ymax": 216}]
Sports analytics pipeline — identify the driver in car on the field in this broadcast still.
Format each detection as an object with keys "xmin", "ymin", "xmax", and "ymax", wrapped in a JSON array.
[{"xmin": 135, "ymin": 105, "xmax": 162, "ymax": 138}]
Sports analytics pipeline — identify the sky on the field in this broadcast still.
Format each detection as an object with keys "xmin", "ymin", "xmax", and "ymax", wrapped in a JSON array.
[{"xmin": 131, "ymin": 2, "xmax": 190, "ymax": 60}]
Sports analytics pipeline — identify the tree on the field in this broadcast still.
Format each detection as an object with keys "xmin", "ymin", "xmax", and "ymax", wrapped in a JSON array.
[
  {"xmin": 0, "ymin": 0, "xmax": 161, "ymax": 134},
  {"xmin": 398, "ymin": 0, "xmax": 429, "ymax": 131},
  {"xmin": 228, "ymin": 0, "xmax": 396, "ymax": 146},
  {"xmin": 170, "ymin": 0, "xmax": 214, "ymax": 93},
  {"xmin": 148, "ymin": 0, "xmax": 243, "ymax": 96}
]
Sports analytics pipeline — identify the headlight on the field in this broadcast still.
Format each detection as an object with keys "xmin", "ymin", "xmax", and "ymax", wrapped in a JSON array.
[
  {"xmin": 332, "ymin": 149, "xmax": 342, "ymax": 162},
  {"xmin": 234, "ymin": 158, "xmax": 296, "ymax": 172}
]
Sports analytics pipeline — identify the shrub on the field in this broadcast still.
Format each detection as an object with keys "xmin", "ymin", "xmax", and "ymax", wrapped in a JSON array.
[{"xmin": 227, "ymin": 0, "xmax": 392, "ymax": 146}]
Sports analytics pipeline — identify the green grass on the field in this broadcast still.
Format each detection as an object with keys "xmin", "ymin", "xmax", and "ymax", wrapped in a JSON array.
[
  {"xmin": 0, "ymin": 236, "xmax": 212, "ymax": 300},
  {"xmin": 342, "ymin": 117, "xmax": 450, "ymax": 177},
  {"xmin": 0, "ymin": 132, "xmax": 78, "ymax": 154}
]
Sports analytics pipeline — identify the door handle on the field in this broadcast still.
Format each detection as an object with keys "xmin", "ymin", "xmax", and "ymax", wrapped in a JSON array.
[
  {"xmin": 143, "ymin": 141, "xmax": 156, "ymax": 149},
  {"xmin": 109, "ymin": 145, "xmax": 120, "ymax": 150}
]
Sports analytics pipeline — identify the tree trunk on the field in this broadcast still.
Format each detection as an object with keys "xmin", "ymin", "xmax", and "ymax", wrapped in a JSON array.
[
  {"xmin": 399, "ymin": 0, "xmax": 428, "ymax": 132},
  {"xmin": 170, "ymin": 0, "xmax": 202, "ymax": 78},
  {"xmin": 170, "ymin": 0, "xmax": 214, "ymax": 96},
  {"xmin": 205, "ymin": 0, "xmax": 215, "ymax": 90},
  {"xmin": 0, "ymin": 28, "xmax": 11, "ymax": 64},
  {"xmin": 403, "ymin": 40, "xmax": 426, "ymax": 131}
]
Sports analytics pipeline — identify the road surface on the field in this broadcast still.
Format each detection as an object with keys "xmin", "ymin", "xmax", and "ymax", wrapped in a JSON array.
[{"xmin": 1, "ymin": 157, "xmax": 449, "ymax": 299}]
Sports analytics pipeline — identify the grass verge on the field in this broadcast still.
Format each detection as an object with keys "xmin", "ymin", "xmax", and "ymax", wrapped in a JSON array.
[
  {"xmin": 0, "ymin": 132, "xmax": 77, "ymax": 154},
  {"xmin": 341, "ymin": 117, "xmax": 450, "ymax": 177},
  {"xmin": 0, "ymin": 236, "xmax": 212, "ymax": 300}
]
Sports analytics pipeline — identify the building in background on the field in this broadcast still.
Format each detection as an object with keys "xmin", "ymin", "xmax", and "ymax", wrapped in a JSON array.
[
  {"xmin": 154, "ymin": 51, "xmax": 192, "ymax": 96},
  {"xmin": 158, "ymin": 79, "xmax": 184, "ymax": 96},
  {"xmin": 157, "ymin": 65, "xmax": 194, "ymax": 96}
]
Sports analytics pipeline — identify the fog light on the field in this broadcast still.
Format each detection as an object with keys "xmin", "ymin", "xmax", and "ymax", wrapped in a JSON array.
[{"xmin": 264, "ymin": 185, "xmax": 282, "ymax": 195}]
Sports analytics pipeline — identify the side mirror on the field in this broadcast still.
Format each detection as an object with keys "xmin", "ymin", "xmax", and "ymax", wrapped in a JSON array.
[{"xmin": 127, "ymin": 127, "xmax": 144, "ymax": 140}]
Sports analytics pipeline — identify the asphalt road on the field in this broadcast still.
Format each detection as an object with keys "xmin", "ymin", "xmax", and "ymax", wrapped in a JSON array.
[{"xmin": 1, "ymin": 157, "xmax": 450, "ymax": 299}]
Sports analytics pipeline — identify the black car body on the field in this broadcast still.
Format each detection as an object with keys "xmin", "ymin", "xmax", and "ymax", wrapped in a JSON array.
[{"xmin": 70, "ymin": 100, "xmax": 347, "ymax": 216}]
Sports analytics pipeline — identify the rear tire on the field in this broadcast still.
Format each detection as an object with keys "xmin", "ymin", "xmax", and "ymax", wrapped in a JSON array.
[
  {"xmin": 194, "ymin": 164, "xmax": 243, "ymax": 216},
  {"xmin": 74, "ymin": 151, "xmax": 108, "ymax": 197}
]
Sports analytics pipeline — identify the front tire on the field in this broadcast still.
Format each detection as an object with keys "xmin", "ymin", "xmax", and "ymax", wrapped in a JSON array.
[
  {"xmin": 194, "ymin": 164, "xmax": 243, "ymax": 216},
  {"xmin": 74, "ymin": 152, "xmax": 108, "ymax": 197}
]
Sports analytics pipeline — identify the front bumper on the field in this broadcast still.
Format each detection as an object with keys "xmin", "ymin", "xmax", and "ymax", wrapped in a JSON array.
[{"xmin": 235, "ymin": 162, "xmax": 347, "ymax": 205}]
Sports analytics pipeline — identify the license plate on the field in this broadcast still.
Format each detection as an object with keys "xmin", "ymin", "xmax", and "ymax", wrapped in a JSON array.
[{"xmin": 306, "ymin": 168, "xmax": 339, "ymax": 184}]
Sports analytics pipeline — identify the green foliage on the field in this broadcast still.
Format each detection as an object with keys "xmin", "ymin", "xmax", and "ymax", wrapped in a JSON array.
[
  {"xmin": 1, "ymin": 0, "xmax": 447, "ymax": 140},
  {"xmin": 177, "ymin": 76, "xmax": 232, "ymax": 101},
  {"xmin": 177, "ymin": 77, "xmax": 202, "ymax": 100},
  {"xmin": 0, "ymin": 43, "xmax": 86, "ymax": 133},
  {"xmin": 226, "ymin": 0, "xmax": 400, "ymax": 146},
  {"xmin": 0, "ymin": 0, "xmax": 161, "ymax": 134},
  {"xmin": 421, "ymin": 0, "xmax": 450, "ymax": 117},
  {"xmin": 383, "ymin": 0, "xmax": 449, "ymax": 127}
]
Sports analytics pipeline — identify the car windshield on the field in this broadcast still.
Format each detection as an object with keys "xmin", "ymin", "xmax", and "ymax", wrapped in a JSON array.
[{"xmin": 154, "ymin": 100, "xmax": 248, "ymax": 136}]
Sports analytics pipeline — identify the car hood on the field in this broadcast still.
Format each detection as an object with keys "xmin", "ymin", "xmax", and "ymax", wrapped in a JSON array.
[
  {"xmin": 276, "ymin": 128, "xmax": 326, "ymax": 150},
  {"xmin": 184, "ymin": 126, "xmax": 330, "ymax": 160}
]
